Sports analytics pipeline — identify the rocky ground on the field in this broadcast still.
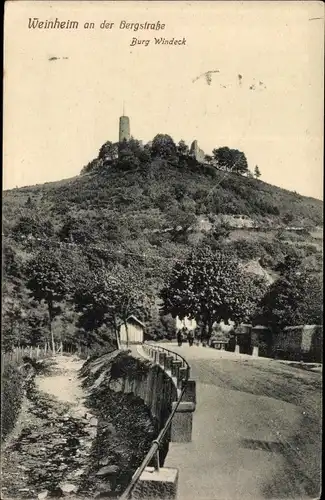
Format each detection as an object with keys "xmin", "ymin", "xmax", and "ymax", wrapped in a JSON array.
[{"xmin": 1, "ymin": 355, "xmax": 98, "ymax": 500}]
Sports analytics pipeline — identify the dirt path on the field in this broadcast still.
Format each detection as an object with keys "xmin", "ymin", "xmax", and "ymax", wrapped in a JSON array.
[
  {"xmin": 35, "ymin": 356, "xmax": 89, "ymax": 419},
  {"xmin": 1, "ymin": 355, "xmax": 97, "ymax": 500}
]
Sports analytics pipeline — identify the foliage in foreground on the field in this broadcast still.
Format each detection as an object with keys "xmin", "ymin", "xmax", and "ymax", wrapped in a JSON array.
[
  {"xmin": 1, "ymin": 363, "xmax": 24, "ymax": 441},
  {"xmin": 25, "ymin": 250, "xmax": 69, "ymax": 352}
]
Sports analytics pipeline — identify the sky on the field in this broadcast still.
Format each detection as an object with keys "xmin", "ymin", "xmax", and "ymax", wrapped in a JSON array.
[{"xmin": 3, "ymin": 1, "xmax": 324, "ymax": 199}]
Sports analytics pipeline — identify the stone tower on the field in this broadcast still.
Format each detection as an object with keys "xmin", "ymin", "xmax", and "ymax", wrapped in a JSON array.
[{"xmin": 119, "ymin": 115, "xmax": 130, "ymax": 143}]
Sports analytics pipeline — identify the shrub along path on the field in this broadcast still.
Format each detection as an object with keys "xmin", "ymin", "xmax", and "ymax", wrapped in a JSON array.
[{"xmin": 1, "ymin": 355, "xmax": 98, "ymax": 500}]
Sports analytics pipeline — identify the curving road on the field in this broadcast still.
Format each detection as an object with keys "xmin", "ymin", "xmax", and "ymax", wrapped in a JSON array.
[{"xmin": 161, "ymin": 343, "xmax": 321, "ymax": 500}]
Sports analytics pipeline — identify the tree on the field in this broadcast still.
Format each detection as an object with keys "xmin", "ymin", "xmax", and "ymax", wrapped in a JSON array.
[
  {"xmin": 160, "ymin": 247, "xmax": 268, "ymax": 339},
  {"xmin": 25, "ymin": 250, "xmax": 68, "ymax": 352},
  {"xmin": 24, "ymin": 306, "xmax": 49, "ymax": 347},
  {"xmin": 98, "ymin": 141, "xmax": 119, "ymax": 163},
  {"xmin": 212, "ymin": 147, "xmax": 248, "ymax": 175},
  {"xmin": 139, "ymin": 144, "xmax": 152, "ymax": 164},
  {"xmin": 25, "ymin": 196, "xmax": 35, "ymax": 209},
  {"xmin": 116, "ymin": 138, "xmax": 144, "ymax": 171},
  {"xmin": 165, "ymin": 206, "xmax": 196, "ymax": 243},
  {"xmin": 81, "ymin": 158, "xmax": 104, "ymax": 175},
  {"xmin": 3, "ymin": 244, "xmax": 21, "ymax": 279},
  {"xmin": 151, "ymin": 134, "xmax": 177, "ymax": 159},
  {"xmin": 2, "ymin": 297, "xmax": 26, "ymax": 351},
  {"xmin": 200, "ymin": 223, "xmax": 231, "ymax": 251},
  {"xmin": 204, "ymin": 155, "xmax": 214, "ymax": 165},
  {"xmin": 12, "ymin": 214, "xmax": 54, "ymax": 240},
  {"xmin": 119, "ymin": 137, "xmax": 143, "ymax": 157},
  {"xmin": 74, "ymin": 266, "xmax": 152, "ymax": 348},
  {"xmin": 58, "ymin": 216, "xmax": 98, "ymax": 244},
  {"xmin": 254, "ymin": 271, "xmax": 323, "ymax": 331},
  {"xmin": 282, "ymin": 213, "xmax": 294, "ymax": 225},
  {"xmin": 254, "ymin": 165, "xmax": 261, "ymax": 179},
  {"xmin": 177, "ymin": 140, "xmax": 189, "ymax": 156},
  {"xmin": 275, "ymin": 254, "xmax": 303, "ymax": 279}
]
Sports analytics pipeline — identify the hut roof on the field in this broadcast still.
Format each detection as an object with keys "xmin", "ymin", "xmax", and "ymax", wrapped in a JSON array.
[
  {"xmin": 234, "ymin": 324, "xmax": 252, "ymax": 334},
  {"xmin": 126, "ymin": 315, "xmax": 145, "ymax": 327},
  {"xmin": 117, "ymin": 315, "xmax": 145, "ymax": 328},
  {"xmin": 284, "ymin": 325, "xmax": 321, "ymax": 332}
]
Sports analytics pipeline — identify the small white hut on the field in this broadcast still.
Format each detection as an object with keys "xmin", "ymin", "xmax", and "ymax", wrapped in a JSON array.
[{"xmin": 119, "ymin": 315, "xmax": 145, "ymax": 345}]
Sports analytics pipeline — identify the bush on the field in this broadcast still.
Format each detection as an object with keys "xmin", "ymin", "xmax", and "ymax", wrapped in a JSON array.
[
  {"xmin": 275, "ymin": 230, "xmax": 305, "ymax": 242},
  {"xmin": 232, "ymin": 239, "xmax": 262, "ymax": 260},
  {"xmin": 1, "ymin": 363, "xmax": 24, "ymax": 441},
  {"xmin": 110, "ymin": 351, "xmax": 151, "ymax": 381}
]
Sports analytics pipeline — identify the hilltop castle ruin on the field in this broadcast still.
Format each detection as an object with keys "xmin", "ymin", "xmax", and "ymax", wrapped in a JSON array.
[{"xmin": 118, "ymin": 113, "xmax": 205, "ymax": 163}]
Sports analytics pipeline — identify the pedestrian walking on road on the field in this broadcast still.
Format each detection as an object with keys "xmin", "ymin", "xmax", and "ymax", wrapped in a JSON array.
[
  {"xmin": 188, "ymin": 330, "xmax": 194, "ymax": 346},
  {"xmin": 177, "ymin": 329, "xmax": 184, "ymax": 347},
  {"xmin": 194, "ymin": 327, "xmax": 201, "ymax": 346}
]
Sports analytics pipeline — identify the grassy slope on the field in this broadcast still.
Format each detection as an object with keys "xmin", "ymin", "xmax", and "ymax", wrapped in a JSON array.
[
  {"xmin": 3, "ymin": 164, "xmax": 323, "ymax": 226},
  {"xmin": 3, "ymin": 161, "xmax": 323, "ymax": 265}
]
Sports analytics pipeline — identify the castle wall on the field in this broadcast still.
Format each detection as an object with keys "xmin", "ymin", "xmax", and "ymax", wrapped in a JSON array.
[{"xmin": 190, "ymin": 140, "xmax": 205, "ymax": 163}]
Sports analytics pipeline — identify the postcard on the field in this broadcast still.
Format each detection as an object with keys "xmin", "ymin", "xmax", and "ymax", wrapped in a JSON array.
[{"xmin": 2, "ymin": 2, "xmax": 323, "ymax": 500}]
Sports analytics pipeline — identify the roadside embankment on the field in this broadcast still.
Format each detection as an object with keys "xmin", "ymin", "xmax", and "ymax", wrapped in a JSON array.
[{"xmin": 77, "ymin": 350, "xmax": 158, "ymax": 498}]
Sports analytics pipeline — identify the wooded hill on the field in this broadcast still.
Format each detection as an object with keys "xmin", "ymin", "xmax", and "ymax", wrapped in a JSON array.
[{"xmin": 2, "ymin": 138, "xmax": 323, "ymax": 348}]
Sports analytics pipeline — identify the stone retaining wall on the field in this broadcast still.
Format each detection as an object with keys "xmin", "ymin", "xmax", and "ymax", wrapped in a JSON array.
[
  {"xmin": 114, "ymin": 345, "xmax": 196, "ymax": 500},
  {"xmin": 109, "ymin": 345, "xmax": 196, "ymax": 445}
]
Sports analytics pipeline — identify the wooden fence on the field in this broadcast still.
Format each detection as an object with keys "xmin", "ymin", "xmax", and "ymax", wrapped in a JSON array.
[
  {"xmin": 1, "ymin": 343, "xmax": 62, "ymax": 373},
  {"xmin": 1, "ymin": 343, "xmax": 93, "ymax": 374}
]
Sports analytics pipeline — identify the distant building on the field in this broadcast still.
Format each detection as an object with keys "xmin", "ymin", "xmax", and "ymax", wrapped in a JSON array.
[
  {"xmin": 119, "ymin": 315, "xmax": 144, "ymax": 345},
  {"xmin": 251, "ymin": 325, "xmax": 272, "ymax": 357},
  {"xmin": 231, "ymin": 324, "xmax": 253, "ymax": 354},
  {"xmin": 176, "ymin": 316, "xmax": 197, "ymax": 331},
  {"xmin": 230, "ymin": 324, "xmax": 273, "ymax": 357},
  {"xmin": 216, "ymin": 321, "xmax": 235, "ymax": 334}
]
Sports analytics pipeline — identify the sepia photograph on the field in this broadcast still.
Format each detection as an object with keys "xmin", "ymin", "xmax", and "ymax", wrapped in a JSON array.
[{"xmin": 2, "ymin": 1, "xmax": 324, "ymax": 499}]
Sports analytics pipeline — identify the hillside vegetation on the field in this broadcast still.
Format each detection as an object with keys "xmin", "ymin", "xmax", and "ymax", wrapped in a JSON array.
[{"xmin": 2, "ymin": 135, "xmax": 323, "ymax": 349}]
